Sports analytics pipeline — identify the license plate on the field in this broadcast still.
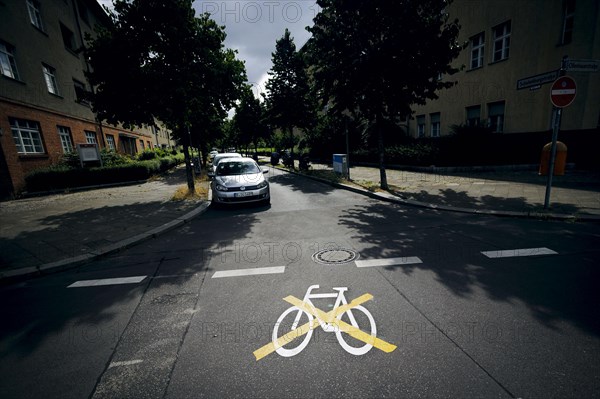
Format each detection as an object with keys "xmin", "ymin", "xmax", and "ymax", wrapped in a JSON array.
[{"xmin": 234, "ymin": 192, "xmax": 253, "ymax": 197}]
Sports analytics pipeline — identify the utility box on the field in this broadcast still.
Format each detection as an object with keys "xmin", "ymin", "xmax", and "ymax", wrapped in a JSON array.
[
  {"xmin": 539, "ymin": 141, "xmax": 567, "ymax": 176},
  {"xmin": 333, "ymin": 154, "xmax": 348, "ymax": 176}
]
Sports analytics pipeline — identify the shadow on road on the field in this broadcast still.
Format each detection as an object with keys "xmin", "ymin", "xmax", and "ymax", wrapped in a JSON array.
[{"xmin": 339, "ymin": 201, "xmax": 600, "ymax": 337}]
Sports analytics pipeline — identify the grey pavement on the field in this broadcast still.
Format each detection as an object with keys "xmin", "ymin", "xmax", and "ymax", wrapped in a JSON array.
[
  {"xmin": 305, "ymin": 161, "xmax": 600, "ymax": 218},
  {"xmin": 1, "ymin": 160, "xmax": 599, "ymax": 281},
  {"xmin": 0, "ymin": 165, "xmax": 208, "ymax": 280}
]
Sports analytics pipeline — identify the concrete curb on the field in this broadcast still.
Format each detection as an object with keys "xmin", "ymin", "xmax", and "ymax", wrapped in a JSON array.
[
  {"xmin": 0, "ymin": 201, "xmax": 211, "ymax": 283},
  {"xmin": 279, "ymin": 167, "xmax": 600, "ymax": 222}
]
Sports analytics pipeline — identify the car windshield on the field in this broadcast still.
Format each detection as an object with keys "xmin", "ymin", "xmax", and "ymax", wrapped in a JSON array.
[{"xmin": 216, "ymin": 160, "xmax": 261, "ymax": 176}]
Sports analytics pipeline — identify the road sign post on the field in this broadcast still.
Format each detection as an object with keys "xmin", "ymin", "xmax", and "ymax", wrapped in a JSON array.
[{"xmin": 544, "ymin": 67, "xmax": 576, "ymax": 210}]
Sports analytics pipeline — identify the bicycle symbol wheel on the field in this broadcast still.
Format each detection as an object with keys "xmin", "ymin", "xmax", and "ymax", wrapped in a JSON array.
[
  {"xmin": 334, "ymin": 305, "xmax": 377, "ymax": 356},
  {"xmin": 272, "ymin": 306, "xmax": 314, "ymax": 357}
]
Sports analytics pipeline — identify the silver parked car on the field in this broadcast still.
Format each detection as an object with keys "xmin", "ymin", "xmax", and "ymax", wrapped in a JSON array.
[
  {"xmin": 210, "ymin": 152, "xmax": 242, "ymax": 175},
  {"xmin": 210, "ymin": 158, "xmax": 270, "ymax": 206}
]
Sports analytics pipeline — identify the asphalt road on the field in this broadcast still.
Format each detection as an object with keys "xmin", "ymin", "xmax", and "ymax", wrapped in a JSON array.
[{"xmin": 1, "ymin": 168, "xmax": 599, "ymax": 399}]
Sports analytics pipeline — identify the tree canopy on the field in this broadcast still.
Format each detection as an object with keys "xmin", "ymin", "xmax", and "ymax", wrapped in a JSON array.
[
  {"xmin": 85, "ymin": 0, "xmax": 247, "ymax": 188},
  {"xmin": 307, "ymin": 0, "xmax": 463, "ymax": 188},
  {"xmin": 264, "ymin": 29, "xmax": 314, "ymax": 157}
]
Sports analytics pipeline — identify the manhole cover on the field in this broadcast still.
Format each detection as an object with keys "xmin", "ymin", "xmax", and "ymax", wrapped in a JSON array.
[{"xmin": 312, "ymin": 249, "xmax": 359, "ymax": 265}]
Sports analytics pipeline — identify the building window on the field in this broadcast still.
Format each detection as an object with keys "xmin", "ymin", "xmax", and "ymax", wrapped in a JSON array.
[
  {"xmin": 11, "ymin": 118, "xmax": 45, "ymax": 154},
  {"xmin": 85, "ymin": 131, "xmax": 97, "ymax": 144},
  {"xmin": 73, "ymin": 79, "xmax": 90, "ymax": 105},
  {"xmin": 492, "ymin": 21, "xmax": 511, "ymax": 62},
  {"xmin": 470, "ymin": 32, "xmax": 485, "ymax": 69},
  {"xmin": 60, "ymin": 23, "xmax": 77, "ymax": 53},
  {"xmin": 488, "ymin": 101, "xmax": 505, "ymax": 133},
  {"xmin": 26, "ymin": 0, "xmax": 44, "ymax": 31},
  {"xmin": 42, "ymin": 64, "xmax": 60, "ymax": 95},
  {"xmin": 417, "ymin": 115, "xmax": 426, "ymax": 138},
  {"xmin": 0, "ymin": 41, "xmax": 20, "ymax": 80},
  {"xmin": 140, "ymin": 140, "xmax": 145, "ymax": 150},
  {"xmin": 466, "ymin": 106, "xmax": 481, "ymax": 127},
  {"xmin": 106, "ymin": 134, "xmax": 116, "ymax": 151},
  {"xmin": 430, "ymin": 113, "xmax": 441, "ymax": 137},
  {"xmin": 57, "ymin": 126, "xmax": 74, "ymax": 153},
  {"xmin": 562, "ymin": 0, "xmax": 575, "ymax": 44}
]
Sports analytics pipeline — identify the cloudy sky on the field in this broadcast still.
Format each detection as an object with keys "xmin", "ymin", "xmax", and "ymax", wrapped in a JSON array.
[{"xmin": 98, "ymin": 1, "xmax": 319, "ymax": 98}]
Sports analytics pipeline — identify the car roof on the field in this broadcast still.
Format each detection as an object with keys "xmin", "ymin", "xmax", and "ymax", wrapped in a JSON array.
[{"xmin": 213, "ymin": 153, "xmax": 241, "ymax": 160}]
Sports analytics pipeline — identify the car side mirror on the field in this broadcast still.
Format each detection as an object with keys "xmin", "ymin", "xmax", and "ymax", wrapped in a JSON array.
[{"xmin": 262, "ymin": 168, "xmax": 269, "ymax": 174}]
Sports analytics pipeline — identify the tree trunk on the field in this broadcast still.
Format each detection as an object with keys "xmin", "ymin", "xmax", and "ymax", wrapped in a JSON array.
[
  {"xmin": 376, "ymin": 114, "xmax": 388, "ymax": 190},
  {"xmin": 183, "ymin": 143, "xmax": 195, "ymax": 192},
  {"xmin": 288, "ymin": 127, "xmax": 294, "ymax": 159}
]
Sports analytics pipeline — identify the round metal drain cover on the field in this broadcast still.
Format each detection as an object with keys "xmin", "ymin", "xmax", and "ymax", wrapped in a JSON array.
[{"xmin": 312, "ymin": 249, "xmax": 359, "ymax": 265}]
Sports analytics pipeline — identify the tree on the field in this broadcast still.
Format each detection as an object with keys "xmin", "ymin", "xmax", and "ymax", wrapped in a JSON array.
[
  {"xmin": 85, "ymin": 0, "xmax": 246, "ymax": 190},
  {"xmin": 233, "ymin": 86, "xmax": 268, "ymax": 154},
  {"xmin": 307, "ymin": 0, "xmax": 462, "ymax": 189},
  {"xmin": 264, "ymin": 29, "xmax": 314, "ymax": 161}
]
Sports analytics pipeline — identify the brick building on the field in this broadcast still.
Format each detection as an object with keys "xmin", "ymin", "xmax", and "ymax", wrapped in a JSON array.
[{"xmin": 0, "ymin": 0, "xmax": 176, "ymax": 199}]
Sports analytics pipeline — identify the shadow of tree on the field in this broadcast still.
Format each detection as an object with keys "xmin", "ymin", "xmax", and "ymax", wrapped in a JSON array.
[
  {"xmin": 396, "ymin": 188, "xmax": 584, "ymax": 215},
  {"xmin": 338, "ymin": 201, "xmax": 600, "ymax": 337},
  {"xmin": 0, "ymin": 201, "xmax": 259, "ymax": 358},
  {"xmin": 267, "ymin": 172, "xmax": 337, "ymax": 195}
]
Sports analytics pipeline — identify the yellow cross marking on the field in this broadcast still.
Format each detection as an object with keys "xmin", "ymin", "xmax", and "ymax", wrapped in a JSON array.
[{"xmin": 253, "ymin": 293, "xmax": 397, "ymax": 361}]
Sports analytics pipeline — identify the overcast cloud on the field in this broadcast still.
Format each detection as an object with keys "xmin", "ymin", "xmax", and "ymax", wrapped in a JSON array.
[{"xmin": 98, "ymin": 0, "xmax": 318, "ymax": 99}]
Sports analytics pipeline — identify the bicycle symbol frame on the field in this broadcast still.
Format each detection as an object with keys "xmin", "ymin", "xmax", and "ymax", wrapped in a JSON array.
[{"xmin": 253, "ymin": 285, "xmax": 397, "ymax": 361}]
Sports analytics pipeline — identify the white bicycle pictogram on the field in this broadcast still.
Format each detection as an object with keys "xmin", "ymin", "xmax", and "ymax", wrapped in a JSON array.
[{"xmin": 272, "ymin": 285, "xmax": 376, "ymax": 357}]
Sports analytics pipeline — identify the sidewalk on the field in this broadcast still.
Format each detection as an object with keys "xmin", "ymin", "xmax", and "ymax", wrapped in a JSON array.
[
  {"xmin": 301, "ymin": 161, "xmax": 600, "ymax": 218},
  {"xmin": 0, "ymin": 166, "xmax": 208, "ymax": 280}
]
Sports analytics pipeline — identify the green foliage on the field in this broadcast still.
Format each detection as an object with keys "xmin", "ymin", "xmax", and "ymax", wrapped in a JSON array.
[
  {"xmin": 26, "ymin": 151, "xmax": 184, "ymax": 192},
  {"xmin": 264, "ymin": 29, "xmax": 315, "ymax": 152},
  {"xmin": 233, "ymin": 85, "xmax": 268, "ymax": 150},
  {"xmin": 85, "ymin": 0, "xmax": 247, "ymax": 147},
  {"xmin": 307, "ymin": 0, "xmax": 463, "ymax": 187}
]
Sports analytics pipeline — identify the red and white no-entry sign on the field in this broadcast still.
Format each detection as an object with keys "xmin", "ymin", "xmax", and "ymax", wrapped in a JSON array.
[{"xmin": 550, "ymin": 76, "xmax": 577, "ymax": 108}]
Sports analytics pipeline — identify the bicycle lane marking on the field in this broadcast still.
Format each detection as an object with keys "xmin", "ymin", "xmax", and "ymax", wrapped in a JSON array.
[{"xmin": 253, "ymin": 293, "xmax": 397, "ymax": 361}]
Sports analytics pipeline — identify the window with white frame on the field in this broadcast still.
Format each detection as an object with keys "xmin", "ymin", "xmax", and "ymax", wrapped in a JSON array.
[
  {"xmin": 106, "ymin": 134, "xmax": 116, "ymax": 151},
  {"xmin": 0, "ymin": 41, "xmax": 20, "ymax": 79},
  {"xmin": 140, "ymin": 140, "xmax": 145, "ymax": 150},
  {"xmin": 488, "ymin": 101, "xmax": 505, "ymax": 133},
  {"xmin": 73, "ymin": 79, "xmax": 90, "ymax": 105},
  {"xmin": 562, "ymin": 0, "xmax": 575, "ymax": 44},
  {"xmin": 430, "ymin": 113, "xmax": 441, "ymax": 137},
  {"xmin": 85, "ymin": 131, "xmax": 97, "ymax": 144},
  {"xmin": 417, "ymin": 115, "xmax": 426, "ymax": 138},
  {"xmin": 466, "ymin": 106, "xmax": 481, "ymax": 127},
  {"xmin": 42, "ymin": 64, "xmax": 59, "ymax": 95},
  {"xmin": 27, "ymin": 0, "xmax": 44, "ymax": 31},
  {"xmin": 11, "ymin": 118, "xmax": 45, "ymax": 154},
  {"xmin": 57, "ymin": 126, "xmax": 74, "ymax": 153},
  {"xmin": 492, "ymin": 21, "xmax": 511, "ymax": 62},
  {"xmin": 470, "ymin": 32, "xmax": 485, "ymax": 69}
]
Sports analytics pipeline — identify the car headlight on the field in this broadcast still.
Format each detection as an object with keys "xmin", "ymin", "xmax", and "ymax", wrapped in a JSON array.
[
  {"xmin": 216, "ymin": 184, "xmax": 228, "ymax": 192},
  {"xmin": 257, "ymin": 181, "xmax": 268, "ymax": 189}
]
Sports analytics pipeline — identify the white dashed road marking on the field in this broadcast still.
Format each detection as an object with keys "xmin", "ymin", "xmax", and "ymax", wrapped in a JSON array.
[
  {"xmin": 67, "ymin": 276, "xmax": 147, "ymax": 288},
  {"xmin": 108, "ymin": 360, "xmax": 144, "ymax": 368},
  {"xmin": 212, "ymin": 266, "xmax": 286, "ymax": 279},
  {"xmin": 355, "ymin": 257, "xmax": 423, "ymax": 268},
  {"xmin": 481, "ymin": 247, "xmax": 558, "ymax": 259}
]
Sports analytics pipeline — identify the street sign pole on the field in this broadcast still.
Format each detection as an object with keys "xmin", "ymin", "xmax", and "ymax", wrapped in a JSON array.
[
  {"xmin": 544, "ymin": 107, "xmax": 562, "ymax": 209},
  {"xmin": 544, "ymin": 56, "xmax": 569, "ymax": 210}
]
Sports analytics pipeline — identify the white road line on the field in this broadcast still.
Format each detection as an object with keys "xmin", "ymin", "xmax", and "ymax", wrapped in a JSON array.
[
  {"xmin": 67, "ymin": 275, "xmax": 147, "ymax": 288},
  {"xmin": 108, "ymin": 360, "xmax": 144, "ymax": 368},
  {"xmin": 355, "ymin": 257, "xmax": 423, "ymax": 268},
  {"xmin": 212, "ymin": 266, "xmax": 286, "ymax": 279},
  {"xmin": 481, "ymin": 247, "xmax": 558, "ymax": 259}
]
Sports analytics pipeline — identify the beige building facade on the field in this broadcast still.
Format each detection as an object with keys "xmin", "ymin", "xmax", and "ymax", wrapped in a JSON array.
[
  {"xmin": 409, "ymin": 0, "xmax": 600, "ymax": 137},
  {"xmin": 0, "ymin": 0, "xmax": 175, "ymax": 198}
]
